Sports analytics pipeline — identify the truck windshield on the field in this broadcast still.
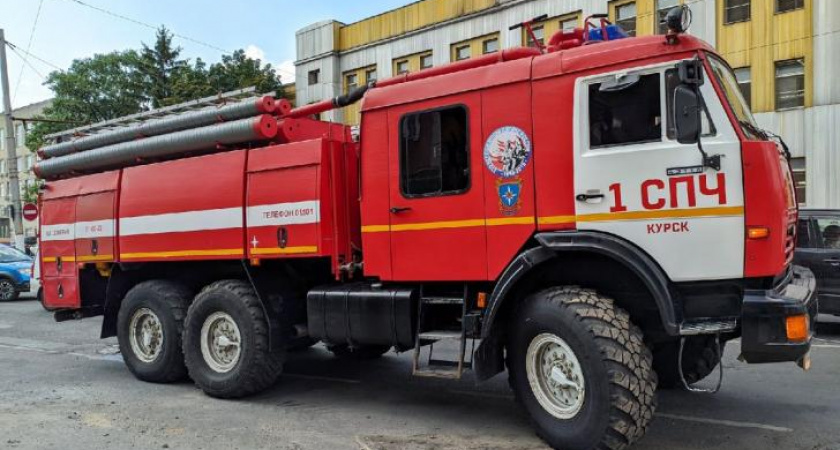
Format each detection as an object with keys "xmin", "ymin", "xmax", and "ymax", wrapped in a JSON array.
[{"xmin": 707, "ymin": 55, "xmax": 763, "ymax": 140}]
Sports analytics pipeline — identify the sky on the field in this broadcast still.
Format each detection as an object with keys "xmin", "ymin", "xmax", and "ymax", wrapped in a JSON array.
[{"xmin": 1, "ymin": 0, "xmax": 414, "ymax": 110}]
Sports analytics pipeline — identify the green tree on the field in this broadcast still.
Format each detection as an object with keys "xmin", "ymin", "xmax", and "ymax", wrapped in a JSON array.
[
  {"xmin": 138, "ymin": 27, "xmax": 189, "ymax": 108},
  {"xmin": 206, "ymin": 50, "xmax": 283, "ymax": 97},
  {"xmin": 25, "ymin": 50, "xmax": 147, "ymax": 150},
  {"xmin": 26, "ymin": 30, "xmax": 285, "ymax": 151}
]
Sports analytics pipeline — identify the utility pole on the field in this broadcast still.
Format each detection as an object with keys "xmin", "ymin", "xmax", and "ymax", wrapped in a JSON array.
[{"xmin": 0, "ymin": 29, "xmax": 24, "ymax": 249}]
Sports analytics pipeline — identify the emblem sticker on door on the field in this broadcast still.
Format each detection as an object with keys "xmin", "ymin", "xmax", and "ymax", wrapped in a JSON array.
[
  {"xmin": 483, "ymin": 126, "xmax": 532, "ymax": 178},
  {"xmin": 497, "ymin": 178, "xmax": 523, "ymax": 216}
]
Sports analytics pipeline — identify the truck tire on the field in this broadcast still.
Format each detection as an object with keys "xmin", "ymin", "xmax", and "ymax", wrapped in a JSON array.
[
  {"xmin": 183, "ymin": 280, "xmax": 284, "ymax": 398},
  {"xmin": 506, "ymin": 287, "xmax": 657, "ymax": 450},
  {"xmin": 327, "ymin": 344, "xmax": 391, "ymax": 360},
  {"xmin": 652, "ymin": 336, "xmax": 724, "ymax": 389},
  {"xmin": 116, "ymin": 280, "xmax": 191, "ymax": 383}
]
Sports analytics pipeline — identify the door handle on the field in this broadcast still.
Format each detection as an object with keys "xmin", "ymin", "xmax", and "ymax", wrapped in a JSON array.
[
  {"xmin": 277, "ymin": 227, "xmax": 288, "ymax": 249},
  {"xmin": 91, "ymin": 239, "xmax": 99, "ymax": 256},
  {"xmin": 576, "ymin": 192, "xmax": 605, "ymax": 203},
  {"xmin": 390, "ymin": 207, "xmax": 412, "ymax": 214}
]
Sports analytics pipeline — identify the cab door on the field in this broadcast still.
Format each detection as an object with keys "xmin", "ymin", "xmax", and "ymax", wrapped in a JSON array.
[
  {"xmin": 386, "ymin": 93, "xmax": 487, "ymax": 281},
  {"xmin": 573, "ymin": 62, "xmax": 745, "ymax": 282}
]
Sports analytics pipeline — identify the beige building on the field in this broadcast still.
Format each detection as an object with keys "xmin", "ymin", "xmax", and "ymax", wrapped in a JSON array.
[{"xmin": 0, "ymin": 99, "xmax": 51, "ymax": 243}]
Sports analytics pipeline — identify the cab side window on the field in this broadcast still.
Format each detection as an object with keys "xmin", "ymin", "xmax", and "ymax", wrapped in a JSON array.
[
  {"xmin": 399, "ymin": 106, "xmax": 470, "ymax": 197},
  {"xmin": 589, "ymin": 73, "xmax": 661, "ymax": 148}
]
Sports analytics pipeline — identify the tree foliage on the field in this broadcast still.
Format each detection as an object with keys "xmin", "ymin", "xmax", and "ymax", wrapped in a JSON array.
[{"xmin": 26, "ymin": 27, "xmax": 285, "ymax": 150}]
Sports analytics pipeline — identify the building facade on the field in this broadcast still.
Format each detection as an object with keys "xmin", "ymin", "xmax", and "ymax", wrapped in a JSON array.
[
  {"xmin": 0, "ymin": 99, "xmax": 51, "ymax": 243},
  {"xmin": 295, "ymin": 0, "xmax": 839, "ymax": 208}
]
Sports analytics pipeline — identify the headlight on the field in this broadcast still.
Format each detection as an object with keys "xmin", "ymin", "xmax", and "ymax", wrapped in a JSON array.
[{"xmin": 20, "ymin": 269, "xmax": 31, "ymax": 276}]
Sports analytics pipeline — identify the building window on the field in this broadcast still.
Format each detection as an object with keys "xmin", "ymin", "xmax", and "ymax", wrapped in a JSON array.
[
  {"xmin": 0, "ymin": 159, "xmax": 5, "ymax": 174},
  {"xmin": 455, "ymin": 45, "xmax": 471, "ymax": 61},
  {"xmin": 399, "ymin": 106, "xmax": 469, "ymax": 197},
  {"xmin": 526, "ymin": 26, "xmax": 545, "ymax": 48},
  {"xmin": 345, "ymin": 73, "xmax": 359, "ymax": 92},
  {"xmin": 0, "ymin": 129, "xmax": 4, "ymax": 151},
  {"xmin": 15, "ymin": 124, "xmax": 25, "ymax": 148},
  {"xmin": 790, "ymin": 157, "xmax": 806, "ymax": 205},
  {"xmin": 615, "ymin": 3, "xmax": 637, "ymax": 37},
  {"xmin": 734, "ymin": 67, "xmax": 752, "ymax": 108},
  {"xmin": 365, "ymin": 68, "xmax": 377, "ymax": 84},
  {"xmin": 560, "ymin": 17, "xmax": 579, "ymax": 31},
  {"xmin": 725, "ymin": 0, "xmax": 750, "ymax": 24},
  {"xmin": 420, "ymin": 54, "xmax": 433, "ymax": 69},
  {"xmin": 589, "ymin": 73, "xmax": 662, "ymax": 148},
  {"xmin": 482, "ymin": 38, "xmax": 499, "ymax": 54},
  {"xmin": 308, "ymin": 69, "xmax": 320, "ymax": 86},
  {"xmin": 395, "ymin": 60, "xmax": 410, "ymax": 75},
  {"xmin": 776, "ymin": 0, "xmax": 804, "ymax": 13},
  {"xmin": 775, "ymin": 59, "xmax": 805, "ymax": 110},
  {"xmin": 657, "ymin": 0, "xmax": 680, "ymax": 34}
]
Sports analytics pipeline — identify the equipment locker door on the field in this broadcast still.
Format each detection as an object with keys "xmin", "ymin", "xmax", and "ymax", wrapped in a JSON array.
[
  {"xmin": 572, "ymin": 62, "xmax": 745, "ymax": 282},
  {"xmin": 40, "ymin": 196, "xmax": 80, "ymax": 309},
  {"xmin": 75, "ymin": 192, "xmax": 117, "ymax": 263},
  {"xmin": 386, "ymin": 93, "xmax": 488, "ymax": 281}
]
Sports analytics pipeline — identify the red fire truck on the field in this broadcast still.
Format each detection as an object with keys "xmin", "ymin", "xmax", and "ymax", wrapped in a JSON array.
[{"xmin": 36, "ymin": 10, "xmax": 816, "ymax": 450}]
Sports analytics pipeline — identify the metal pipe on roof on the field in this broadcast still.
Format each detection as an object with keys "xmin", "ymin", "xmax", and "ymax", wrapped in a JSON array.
[
  {"xmin": 39, "ymin": 96, "xmax": 282, "ymax": 159},
  {"xmin": 34, "ymin": 115, "xmax": 278, "ymax": 179}
]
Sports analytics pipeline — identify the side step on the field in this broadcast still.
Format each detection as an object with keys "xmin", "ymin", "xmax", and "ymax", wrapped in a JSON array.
[{"xmin": 412, "ymin": 287, "xmax": 471, "ymax": 380}]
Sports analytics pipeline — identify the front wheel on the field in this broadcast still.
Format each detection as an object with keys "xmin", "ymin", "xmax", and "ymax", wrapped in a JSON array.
[
  {"xmin": 183, "ymin": 280, "xmax": 284, "ymax": 398},
  {"xmin": 0, "ymin": 278, "xmax": 20, "ymax": 302},
  {"xmin": 507, "ymin": 287, "xmax": 657, "ymax": 450}
]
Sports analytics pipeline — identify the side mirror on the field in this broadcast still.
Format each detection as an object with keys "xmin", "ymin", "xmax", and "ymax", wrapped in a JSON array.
[{"xmin": 674, "ymin": 84, "xmax": 700, "ymax": 144}]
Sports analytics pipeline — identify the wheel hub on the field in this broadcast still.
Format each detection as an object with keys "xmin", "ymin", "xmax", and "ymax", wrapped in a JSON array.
[
  {"xmin": 526, "ymin": 333, "xmax": 586, "ymax": 420},
  {"xmin": 128, "ymin": 308, "xmax": 163, "ymax": 363},
  {"xmin": 200, "ymin": 312, "xmax": 242, "ymax": 373},
  {"xmin": 0, "ymin": 280, "xmax": 15, "ymax": 300}
]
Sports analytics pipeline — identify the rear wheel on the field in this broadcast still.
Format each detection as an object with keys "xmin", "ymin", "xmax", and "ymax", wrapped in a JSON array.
[
  {"xmin": 653, "ymin": 336, "xmax": 724, "ymax": 389},
  {"xmin": 507, "ymin": 287, "xmax": 657, "ymax": 450},
  {"xmin": 183, "ymin": 280, "xmax": 284, "ymax": 398},
  {"xmin": 117, "ymin": 280, "xmax": 191, "ymax": 383}
]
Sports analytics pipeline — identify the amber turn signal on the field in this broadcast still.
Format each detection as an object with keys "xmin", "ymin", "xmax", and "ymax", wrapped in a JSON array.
[
  {"xmin": 477, "ymin": 292, "xmax": 487, "ymax": 309},
  {"xmin": 747, "ymin": 226, "xmax": 770, "ymax": 240},
  {"xmin": 786, "ymin": 315, "xmax": 809, "ymax": 342}
]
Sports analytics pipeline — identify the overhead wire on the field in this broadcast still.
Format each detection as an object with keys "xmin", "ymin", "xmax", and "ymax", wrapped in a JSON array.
[
  {"xmin": 6, "ymin": 44, "xmax": 47, "ymax": 80},
  {"xmin": 12, "ymin": 0, "xmax": 45, "ymax": 104},
  {"xmin": 5, "ymin": 41, "xmax": 63, "ymax": 72},
  {"xmin": 59, "ymin": 0, "xmax": 297, "ymax": 81}
]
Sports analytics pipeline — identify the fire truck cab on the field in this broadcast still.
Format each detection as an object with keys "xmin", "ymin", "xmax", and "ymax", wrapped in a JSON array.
[{"xmin": 37, "ymin": 12, "xmax": 816, "ymax": 450}]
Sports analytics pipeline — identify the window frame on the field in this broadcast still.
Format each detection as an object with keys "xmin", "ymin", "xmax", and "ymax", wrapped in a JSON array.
[
  {"xmin": 398, "ymin": 104, "xmax": 472, "ymax": 199},
  {"xmin": 614, "ymin": 1, "xmax": 638, "ymax": 37},
  {"xmin": 724, "ymin": 0, "xmax": 751, "ymax": 25},
  {"xmin": 307, "ymin": 69, "xmax": 320, "ymax": 86},
  {"xmin": 790, "ymin": 156, "xmax": 806, "ymax": 205},
  {"xmin": 454, "ymin": 45, "xmax": 471, "ymax": 61},
  {"xmin": 420, "ymin": 53, "xmax": 434, "ymax": 70},
  {"xmin": 482, "ymin": 38, "xmax": 500, "ymax": 54},
  {"xmin": 775, "ymin": 58, "xmax": 806, "ymax": 111},
  {"xmin": 733, "ymin": 66, "xmax": 752, "ymax": 108},
  {"xmin": 776, "ymin": 0, "xmax": 804, "ymax": 14},
  {"xmin": 585, "ymin": 69, "xmax": 667, "ymax": 150},
  {"xmin": 395, "ymin": 59, "xmax": 410, "ymax": 75}
]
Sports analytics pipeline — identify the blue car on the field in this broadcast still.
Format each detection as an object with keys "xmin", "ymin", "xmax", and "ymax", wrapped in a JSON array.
[{"xmin": 0, "ymin": 246, "xmax": 32, "ymax": 301}]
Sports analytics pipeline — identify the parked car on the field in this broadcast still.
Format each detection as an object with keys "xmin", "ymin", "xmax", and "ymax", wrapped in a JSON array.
[
  {"xmin": 30, "ymin": 248, "xmax": 44, "ymax": 308},
  {"xmin": 795, "ymin": 209, "xmax": 840, "ymax": 315},
  {"xmin": 0, "ymin": 245, "xmax": 33, "ymax": 301}
]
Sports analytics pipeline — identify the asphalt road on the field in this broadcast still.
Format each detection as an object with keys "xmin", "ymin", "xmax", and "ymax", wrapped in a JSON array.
[{"xmin": 1, "ymin": 297, "xmax": 840, "ymax": 450}]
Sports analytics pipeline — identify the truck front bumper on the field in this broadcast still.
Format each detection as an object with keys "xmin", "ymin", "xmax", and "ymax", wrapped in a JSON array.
[{"xmin": 740, "ymin": 265, "xmax": 817, "ymax": 365}]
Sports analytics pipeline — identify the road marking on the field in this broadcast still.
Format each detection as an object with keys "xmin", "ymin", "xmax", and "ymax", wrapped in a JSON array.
[
  {"xmin": 656, "ymin": 413, "xmax": 793, "ymax": 433},
  {"xmin": 281, "ymin": 373, "xmax": 361, "ymax": 384}
]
